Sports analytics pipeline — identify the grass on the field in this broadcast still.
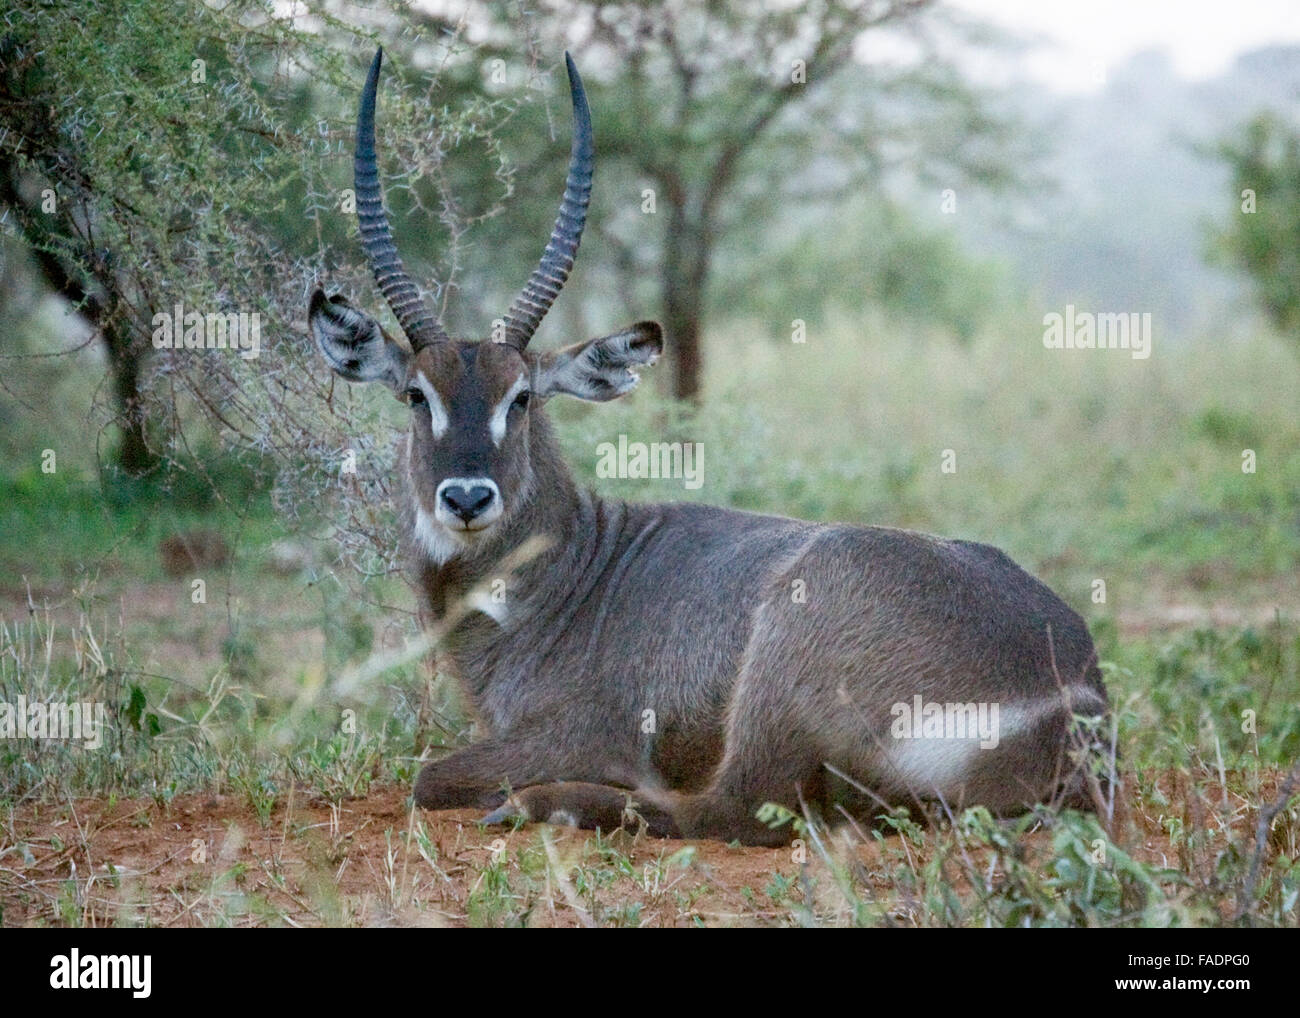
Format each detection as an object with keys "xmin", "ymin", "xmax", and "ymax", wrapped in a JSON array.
[
  {"xmin": 0, "ymin": 313, "xmax": 1297, "ymax": 926},
  {"xmin": 560, "ymin": 310, "xmax": 1300, "ymax": 598}
]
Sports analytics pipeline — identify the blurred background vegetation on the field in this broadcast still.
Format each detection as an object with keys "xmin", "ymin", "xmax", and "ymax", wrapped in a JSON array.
[{"xmin": 0, "ymin": 0, "xmax": 1297, "ymax": 925}]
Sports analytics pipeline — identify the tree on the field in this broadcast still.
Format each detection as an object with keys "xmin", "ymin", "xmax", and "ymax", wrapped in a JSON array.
[
  {"xmin": 0, "ymin": 0, "xmax": 511, "ymax": 481},
  {"xmin": 473, "ymin": 0, "xmax": 1027, "ymax": 400},
  {"xmin": 1214, "ymin": 112, "xmax": 1300, "ymax": 344},
  {"xmin": 0, "ymin": 34, "xmax": 155, "ymax": 474}
]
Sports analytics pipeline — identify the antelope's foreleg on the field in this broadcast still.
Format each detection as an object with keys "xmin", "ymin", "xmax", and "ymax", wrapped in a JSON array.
[
  {"xmin": 414, "ymin": 739, "xmax": 557, "ymax": 810},
  {"xmin": 483, "ymin": 782, "xmax": 682, "ymax": 839}
]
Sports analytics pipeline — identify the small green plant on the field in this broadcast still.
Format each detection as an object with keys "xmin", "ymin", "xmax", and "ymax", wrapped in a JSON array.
[
  {"xmin": 235, "ymin": 771, "xmax": 278, "ymax": 829},
  {"xmin": 288, "ymin": 732, "xmax": 382, "ymax": 805},
  {"xmin": 466, "ymin": 850, "xmax": 523, "ymax": 928}
]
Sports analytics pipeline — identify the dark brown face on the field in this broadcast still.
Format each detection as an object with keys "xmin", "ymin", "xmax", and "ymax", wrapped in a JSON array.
[
  {"xmin": 402, "ymin": 340, "xmax": 534, "ymax": 554},
  {"xmin": 308, "ymin": 287, "xmax": 666, "ymax": 563}
]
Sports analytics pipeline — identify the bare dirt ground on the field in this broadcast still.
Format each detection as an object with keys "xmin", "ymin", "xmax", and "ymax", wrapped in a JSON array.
[
  {"xmin": 1112, "ymin": 573, "xmax": 1299, "ymax": 636},
  {"xmin": 3, "ymin": 770, "xmax": 1290, "ymax": 927},
  {"xmin": 4, "ymin": 786, "xmax": 807, "ymax": 927}
]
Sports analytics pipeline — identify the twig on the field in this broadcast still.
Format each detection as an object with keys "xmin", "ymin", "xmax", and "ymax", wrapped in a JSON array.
[{"xmin": 1237, "ymin": 761, "xmax": 1300, "ymax": 924}]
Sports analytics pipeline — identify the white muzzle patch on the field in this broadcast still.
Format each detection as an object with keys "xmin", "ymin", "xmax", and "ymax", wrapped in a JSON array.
[{"xmin": 433, "ymin": 476, "xmax": 503, "ymax": 532}]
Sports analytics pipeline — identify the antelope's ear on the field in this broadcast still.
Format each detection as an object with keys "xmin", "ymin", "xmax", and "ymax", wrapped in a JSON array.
[
  {"xmin": 309, "ymin": 289, "xmax": 409, "ymax": 391},
  {"xmin": 533, "ymin": 321, "xmax": 663, "ymax": 402}
]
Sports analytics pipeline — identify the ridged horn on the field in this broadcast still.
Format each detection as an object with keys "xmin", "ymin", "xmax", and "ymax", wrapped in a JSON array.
[
  {"xmin": 500, "ymin": 52, "xmax": 593, "ymax": 350},
  {"xmin": 354, "ymin": 47, "xmax": 449, "ymax": 350}
]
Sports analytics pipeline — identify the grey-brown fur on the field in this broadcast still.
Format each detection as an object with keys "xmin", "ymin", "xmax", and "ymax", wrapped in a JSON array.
[
  {"xmin": 403, "ymin": 395, "xmax": 1106, "ymax": 845},
  {"xmin": 310, "ymin": 296, "xmax": 1109, "ymax": 845},
  {"xmin": 307, "ymin": 49, "xmax": 1108, "ymax": 846}
]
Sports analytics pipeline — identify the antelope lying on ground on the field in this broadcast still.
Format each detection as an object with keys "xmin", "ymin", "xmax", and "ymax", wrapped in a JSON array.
[{"xmin": 309, "ymin": 49, "xmax": 1110, "ymax": 846}]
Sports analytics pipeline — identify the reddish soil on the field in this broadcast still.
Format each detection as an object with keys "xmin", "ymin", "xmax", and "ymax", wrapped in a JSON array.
[
  {"xmin": 3, "ymin": 770, "xmax": 1293, "ymax": 927},
  {"xmin": 3, "ymin": 786, "xmax": 812, "ymax": 926}
]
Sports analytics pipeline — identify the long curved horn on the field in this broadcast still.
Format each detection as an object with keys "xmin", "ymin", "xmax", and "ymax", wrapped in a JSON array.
[
  {"xmin": 501, "ymin": 53, "xmax": 593, "ymax": 351},
  {"xmin": 354, "ymin": 47, "xmax": 449, "ymax": 350}
]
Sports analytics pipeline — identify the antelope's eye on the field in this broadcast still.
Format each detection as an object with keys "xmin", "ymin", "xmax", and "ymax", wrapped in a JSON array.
[
  {"xmin": 406, "ymin": 387, "xmax": 426, "ymax": 406},
  {"xmin": 512, "ymin": 390, "xmax": 531, "ymax": 411}
]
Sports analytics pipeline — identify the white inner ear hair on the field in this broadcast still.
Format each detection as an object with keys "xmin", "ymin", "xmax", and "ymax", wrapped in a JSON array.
[{"xmin": 489, "ymin": 373, "xmax": 529, "ymax": 446}]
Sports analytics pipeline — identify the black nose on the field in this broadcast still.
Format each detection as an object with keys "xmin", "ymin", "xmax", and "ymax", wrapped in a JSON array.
[{"xmin": 440, "ymin": 484, "xmax": 495, "ymax": 523}]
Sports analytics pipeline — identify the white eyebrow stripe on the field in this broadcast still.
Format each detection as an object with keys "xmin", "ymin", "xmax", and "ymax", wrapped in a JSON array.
[
  {"xmin": 413, "ymin": 370, "xmax": 449, "ymax": 439},
  {"xmin": 489, "ymin": 373, "xmax": 529, "ymax": 446}
]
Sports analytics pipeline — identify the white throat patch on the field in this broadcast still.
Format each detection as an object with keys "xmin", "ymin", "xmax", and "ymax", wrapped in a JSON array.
[{"xmin": 414, "ymin": 504, "xmax": 466, "ymax": 566}]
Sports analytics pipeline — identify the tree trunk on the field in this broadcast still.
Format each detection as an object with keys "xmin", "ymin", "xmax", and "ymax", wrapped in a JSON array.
[
  {"xmin": 105, "ymin": 323, "xmax": 153, "ymax": 476},
  {"xmin": 663, "ymin": 274, "xmax": 703, "ymax": 401},
  {"xmin": 661, "ymin": 198, "xmax": 711, "ymax": 402}
]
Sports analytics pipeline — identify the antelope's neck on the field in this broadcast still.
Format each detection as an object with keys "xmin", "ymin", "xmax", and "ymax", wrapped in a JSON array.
[{"xmin": 408, "ymin": 426, "xmax": 633, "ymax": 640}]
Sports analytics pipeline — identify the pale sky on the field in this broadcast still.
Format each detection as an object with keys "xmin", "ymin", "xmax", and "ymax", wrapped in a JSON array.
[{"xmin": 948, "ymin": 0, "xmax": 1300, "ymax": 92}]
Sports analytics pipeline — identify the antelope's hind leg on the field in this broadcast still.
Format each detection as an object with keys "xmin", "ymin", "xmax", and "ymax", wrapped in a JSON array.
[
  {"xmin": 667, "ymin": 592, "xmax": 846, "ymax": 847},
  {"xmin": 482, "ymin": 782, "xmax": 682, "ymax": 839}
]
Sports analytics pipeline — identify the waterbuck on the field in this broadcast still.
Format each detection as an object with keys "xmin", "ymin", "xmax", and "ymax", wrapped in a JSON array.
[{"xmin": 308, "ymin": 49, "xmax": 1110, "ymax": 846}]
